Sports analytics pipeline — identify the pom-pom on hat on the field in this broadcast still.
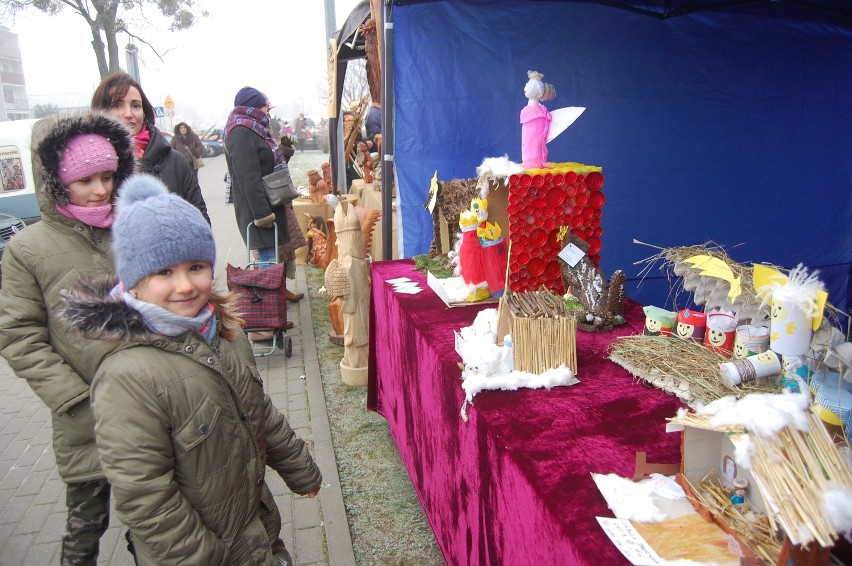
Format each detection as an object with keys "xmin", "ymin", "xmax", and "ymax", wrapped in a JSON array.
[
  {"xmin": 112, "ymin": 175, "xmax": 216, "ymax": 290},
  {"xmin": 58, "ymin": 134, "xmax": 119, "ymax": 186},
  {"xmin": 234, "ymin": 86, "xmax": 267, "ymax": 109}
]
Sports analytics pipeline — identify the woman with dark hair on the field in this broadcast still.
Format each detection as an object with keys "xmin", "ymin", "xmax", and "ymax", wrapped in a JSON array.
[
  {"xmin": 91, "ymin": 72, "xmax": 210, "ymax": 223},
  {"xmin": 171, "ymin": 122, "xmax": 204, "ymax": 181}
]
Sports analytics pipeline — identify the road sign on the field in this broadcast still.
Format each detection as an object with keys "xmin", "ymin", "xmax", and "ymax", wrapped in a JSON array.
[
  {"xmin": 164, "ymin": 95, "xmax": 175, "ymax": 111},
  {"xmin": 166, "ymin": 109, "xmax": 175, "ymax": 118},
  {"xmin": 154, "ymin": 106, "xmax": 165, "ymax": 118}
]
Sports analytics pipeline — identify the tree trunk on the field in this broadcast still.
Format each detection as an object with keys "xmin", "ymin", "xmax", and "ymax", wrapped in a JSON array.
[
  {"xmin": 101, "ymin": 1, "xmax": 122, "ymax": 75},
  {"xmin": 88, "ymin": 24, "xmax": 109, "ymax": 78},
  {"xmin": 104, "ymin": 22, "xmax": 121, "ymax": 74}
]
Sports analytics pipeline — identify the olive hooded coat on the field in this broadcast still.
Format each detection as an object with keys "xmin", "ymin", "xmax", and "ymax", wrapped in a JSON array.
[
  {"xmin": 60, "ymin": 276, "xmax": 322, "ymax": 565},
  {"xmin": 0, "ymin": 112, "xmax": 135, "ymax": 482}
]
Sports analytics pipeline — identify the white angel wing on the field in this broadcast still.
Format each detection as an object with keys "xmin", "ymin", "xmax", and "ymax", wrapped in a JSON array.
[{"xmin": 546, "ymin": 106, "xmax": 586, "ymax": 143}]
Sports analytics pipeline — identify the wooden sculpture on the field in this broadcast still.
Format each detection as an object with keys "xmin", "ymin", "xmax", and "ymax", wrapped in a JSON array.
[
  {"xmin": 324, "ymin": 202, "xmax": 370, "ymax": 385},
  {"xmin": 307, "ymin": 169, "xmax": 329, "ymax": 204}
]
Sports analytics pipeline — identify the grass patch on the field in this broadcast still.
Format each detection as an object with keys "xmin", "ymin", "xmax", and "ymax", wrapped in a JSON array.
[{"xmin": 305, "ymin": 265, "xmax": 444, "ymax": 566}]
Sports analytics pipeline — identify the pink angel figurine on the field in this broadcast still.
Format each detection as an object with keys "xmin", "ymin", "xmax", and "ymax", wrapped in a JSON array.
[{"xmin": 520, "ymin": 70, "xmax": 556, "ymax": 169}]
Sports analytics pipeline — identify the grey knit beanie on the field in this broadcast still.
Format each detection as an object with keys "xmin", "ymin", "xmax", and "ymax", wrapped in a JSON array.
[{"xmin": 113, "ymin": 174, "xmax": 216, "ymax": 290}]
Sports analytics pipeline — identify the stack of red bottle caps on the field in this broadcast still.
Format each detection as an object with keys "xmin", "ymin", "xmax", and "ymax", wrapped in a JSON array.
[{"xmin": 506, "ymin": 164, "xmax": 605, "ymax": 293}]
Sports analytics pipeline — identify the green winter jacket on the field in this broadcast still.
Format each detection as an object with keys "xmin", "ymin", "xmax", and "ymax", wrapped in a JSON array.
[
  {"xmin": 61, "ymin": 276, "xmax": 323, "ymax": 565},
  {"xmin": 0, "ymin": 113, "xmax": 135, "ymax": 483}
]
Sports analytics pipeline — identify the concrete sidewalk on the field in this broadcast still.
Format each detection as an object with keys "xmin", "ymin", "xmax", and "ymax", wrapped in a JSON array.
[{"xmin": 0, "ymin": 156, "xmax": 355, "ymax": 564}]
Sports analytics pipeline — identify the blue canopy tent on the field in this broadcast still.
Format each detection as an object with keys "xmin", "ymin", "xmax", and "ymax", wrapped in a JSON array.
[{"xmin": 379, "ymin": 0, "xmax": 852, "ymax": 318}]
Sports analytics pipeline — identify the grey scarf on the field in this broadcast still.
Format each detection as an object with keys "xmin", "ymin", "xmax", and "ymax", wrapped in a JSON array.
[{"xmin": 111, "ymin": 285, "xmax": 213, "ymax": 337}]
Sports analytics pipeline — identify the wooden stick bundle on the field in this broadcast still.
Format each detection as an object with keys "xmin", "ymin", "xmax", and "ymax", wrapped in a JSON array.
[{"xmin": 504, "ymin": 289, "xmax": 576, "ymax": 374}]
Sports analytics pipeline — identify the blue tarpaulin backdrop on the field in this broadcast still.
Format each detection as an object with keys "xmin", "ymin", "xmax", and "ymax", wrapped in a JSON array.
[{"xmin": 390, "ymin": 0, "xmax": 852, "ymax": 316}]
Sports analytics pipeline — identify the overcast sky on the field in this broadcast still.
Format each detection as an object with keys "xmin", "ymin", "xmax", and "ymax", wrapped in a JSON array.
[{"xmin": 6, "ymin": 0, "xmax": 363, "ymax": 128}]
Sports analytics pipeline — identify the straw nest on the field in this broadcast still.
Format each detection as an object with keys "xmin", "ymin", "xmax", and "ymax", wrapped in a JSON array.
[
  {"xmin": 673, "ymin": 409, "xmax": 852, "ymax": 553},
  {"xmin": 609, "ymin": 335, "xmax": 780, "ymax": 406},
  {"xmin": 633, "ymin": 241, "xmax": 767, "ymax": 324},
  {"xmin": 632, "ymin": 240, "xmax": 844, "ymax": 326}
]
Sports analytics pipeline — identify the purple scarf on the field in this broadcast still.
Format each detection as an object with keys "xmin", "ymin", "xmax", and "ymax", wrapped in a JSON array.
[
  {"xmin": 224, "ymin": 106, "xmax": 285, "ymax": 168},
  {"xmin": 56, "ymin": 203, "xmax": 114, "ymax": 228}
]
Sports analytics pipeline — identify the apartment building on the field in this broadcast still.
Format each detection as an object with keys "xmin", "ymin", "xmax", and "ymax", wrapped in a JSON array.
[{"xmin": 0, "ymin": 26, "xmax": 30, "ymax": 122}]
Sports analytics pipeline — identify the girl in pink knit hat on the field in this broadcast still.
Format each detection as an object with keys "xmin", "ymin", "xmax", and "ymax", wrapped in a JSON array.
[{"xmin": 0, "ymin": 112, "xmax": 135, "ymax": 565}]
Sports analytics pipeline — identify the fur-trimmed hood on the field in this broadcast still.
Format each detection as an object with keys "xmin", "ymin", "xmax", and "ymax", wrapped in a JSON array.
[
  {"xmin": 60, "ymin": 274, "xmax": 149, "ymax": 341},
  {"xmin": 33, "ymin": 112, "xmax": 135, "ymax": 206}
]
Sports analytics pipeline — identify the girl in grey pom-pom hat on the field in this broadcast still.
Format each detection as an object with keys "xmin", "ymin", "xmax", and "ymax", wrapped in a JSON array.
[{"xmin": 61, "ymin": 174, "xmax": 322, "ymax": 566}]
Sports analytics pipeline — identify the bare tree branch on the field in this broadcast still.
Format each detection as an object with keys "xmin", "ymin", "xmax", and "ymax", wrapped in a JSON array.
[{"xmin": 0, "ymin": 0, "xmax": 205, "ymax": 78}]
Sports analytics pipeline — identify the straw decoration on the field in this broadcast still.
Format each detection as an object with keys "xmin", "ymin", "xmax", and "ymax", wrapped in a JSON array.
[
  {"xmin": 610, "ymin": 335, "xmax": 780, "ymax": 406},
  {"xmin": 683, "ymin": 470, "xmax": 783, "ymax": 565},
  {"xmin": 671, "ymin": 409, "xmax": 852, "ymax": 554},
  {"xmin": 504, "ymin": 289, "xmax": 577, "ymax": 374},
  {"xmin": 631, "ymin": 240, "xmax": 845, "ymax": 326}
]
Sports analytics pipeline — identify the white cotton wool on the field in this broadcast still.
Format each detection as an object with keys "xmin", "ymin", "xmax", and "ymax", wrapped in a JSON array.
[{"xmin": 821, "ymin": 487, "xmax": 852, "ymax": 535}]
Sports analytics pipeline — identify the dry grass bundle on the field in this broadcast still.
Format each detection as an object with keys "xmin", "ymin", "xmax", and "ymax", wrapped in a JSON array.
[
  {"xmin": 684, "ymin": 469, "xmax": 784, "ymax": 565},
  {"xmin": 609, "ymin": 335, "xmax": 780, "ymax": 406}
]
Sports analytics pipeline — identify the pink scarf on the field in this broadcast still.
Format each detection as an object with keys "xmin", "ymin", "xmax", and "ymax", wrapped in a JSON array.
[
  {"xmin": 56, "ymin": 203, "xmax": 114, "ymax": 228},
  {"xmin": 134, "ymin": 126, "xmax": 151, "ymax": 158}
]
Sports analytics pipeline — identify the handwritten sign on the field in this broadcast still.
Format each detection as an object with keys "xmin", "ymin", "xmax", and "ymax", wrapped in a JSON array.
[
  {"xmin": 596, "ymin": 517, "xmax": 664, "ymax": 565},
  {"xmin": 558, "ymin": 242, "xmax": 586, "ymax": 267}
]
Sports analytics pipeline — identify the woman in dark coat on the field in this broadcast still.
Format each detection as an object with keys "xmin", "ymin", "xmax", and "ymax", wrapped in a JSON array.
[
  {"xmin": 91, "ymin": 72, "xmax": 210, "ymax": 223},
  {"xmin": 171, "ymin": 122, "xmax": 204, "ymax": 181},
  {"xmin": 224, "ymin": 87, "xmax": 303, "ymax": 302}
]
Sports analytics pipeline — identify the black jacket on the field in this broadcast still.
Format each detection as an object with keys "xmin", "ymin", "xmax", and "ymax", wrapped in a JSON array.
[
  {"xmin": 224, "ymin": 126, "xmax": 290, "ymax": 250},
  {"xmin": 138, "ymin": 126, "xmax": 210, "ymax": 223}
]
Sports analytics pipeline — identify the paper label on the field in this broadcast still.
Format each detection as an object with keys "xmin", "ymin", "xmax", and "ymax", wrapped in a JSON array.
[
  {"xmin": 426, "ymin": 170, "xmax": 439, "ymax": 213},
  {"xmin": 558, "ymin": 242, "xmax": 586, "ymax": 267},
  {"xmin": 454, "ymin": 330, "xmax": 466, "ymax": 357},
  {"xmin": 596, "ymin": 517, "xmax": 664, "ymax": 565}
]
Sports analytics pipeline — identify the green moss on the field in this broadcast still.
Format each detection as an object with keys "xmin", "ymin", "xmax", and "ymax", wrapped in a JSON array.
[{"xmin": 412, "ymin": 253, "xmax": 455, "ymax": 279}]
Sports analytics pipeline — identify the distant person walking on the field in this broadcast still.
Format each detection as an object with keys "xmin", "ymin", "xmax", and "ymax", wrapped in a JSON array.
[
  {"xmin": 294, "ymin": 113, "xmax": 309, "ymax": 152},
  {"xmin": 0, "ymin": 113, "xmax": 135, "ymax": 565},
  {"xmin": 91, "ymin": 72, "xmax": 210, "ymax": 223},
  {"xmin": 171, "ymin": 122, "xmax": 205, "ymax": 182}
]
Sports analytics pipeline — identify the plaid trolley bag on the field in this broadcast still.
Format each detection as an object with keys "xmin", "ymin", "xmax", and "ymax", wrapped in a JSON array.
[{"xmin": 226, "ymin": 261, "xmax": 293, "ymax": 357}]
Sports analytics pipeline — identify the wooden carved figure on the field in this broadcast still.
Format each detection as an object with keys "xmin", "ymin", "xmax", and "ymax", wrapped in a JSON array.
[
  {"xmin": 304, "ymin": 214, "xmax": 331, "ymax": 269},
  {"xmin": 324, "ymin": 202, "xmax": 370, "ymax": 385},
  {"xmin": 307, "ymin": 169, "xmax": 329, "ymax": 204},
  {"xmin": 321, "ymin": 161, "xmax": 334, "ymax": 194}
]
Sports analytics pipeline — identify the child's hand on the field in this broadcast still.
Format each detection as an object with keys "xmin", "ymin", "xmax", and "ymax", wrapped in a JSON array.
[{"xmin": 305, "ymin": 488, "xmax": 320, "ymax": 499}]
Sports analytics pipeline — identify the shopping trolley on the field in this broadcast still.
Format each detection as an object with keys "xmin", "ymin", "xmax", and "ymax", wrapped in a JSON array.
[{"xmin": 226, "ymin": 223, "xmax": 293, "ymax": 357}]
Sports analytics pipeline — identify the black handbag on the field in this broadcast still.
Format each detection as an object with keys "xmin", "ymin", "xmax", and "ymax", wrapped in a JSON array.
[{"xmin": 262, "ymin": 165, "xmax": 298, "ymax": 206}]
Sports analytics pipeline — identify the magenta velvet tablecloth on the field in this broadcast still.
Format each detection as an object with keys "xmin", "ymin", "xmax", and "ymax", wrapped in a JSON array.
[{"xmin": 367, "ymin": 260, "xmax": 683, "ymax": 566}]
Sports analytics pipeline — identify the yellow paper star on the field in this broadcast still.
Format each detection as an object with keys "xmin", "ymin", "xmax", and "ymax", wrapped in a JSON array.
[
  {"xmin": 771, "ymin": 331, "xmax": 779, "ymax": 342},
  {"xmin": 786, "ymin": 321, "xmax": 797, "ymax": 335}
]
